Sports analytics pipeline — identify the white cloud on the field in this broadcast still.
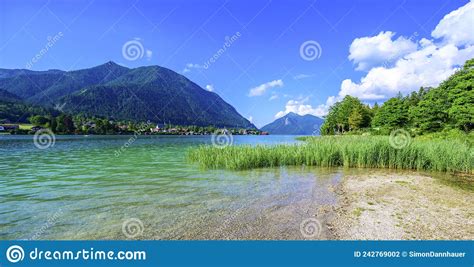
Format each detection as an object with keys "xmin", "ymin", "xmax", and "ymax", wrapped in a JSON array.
[
  {"xmin": 340, "ymin": 43, "xmax": 474, "ymax": 100},
  {"xmin": 349, "ymin": 31, "xmax": 418, "ymax": 71},
  {"xmin": 325, "ymin": 1, "xmax": 474, "ymax": 104},
  {"xmin": 248, "ymin": 116, "xmax": 253, "ymax": 123},
  {"xmin": 293, "ymin": 73, "xmax": 313, "ymax": 80},
  {"xmin": 205, "ymin": 84, "xmax": 214, "ymax": 92},
  {"xmin": 432, "ymin": 0, "xmax": 474, "ymax": 46},
  {"xmin": 248, "ymin": 79, "xmax": 283, "ymax": 97},
  {"xmin": 183, "ymin": 63, "xmax": 204, "ymax": 73},
  {"xmin": 274, "ymin": 97, "xmax": 328, "ymax": 119},
  {"xmin": 268, "ymin": 93, "xmax": 279, "ymax": 101}
]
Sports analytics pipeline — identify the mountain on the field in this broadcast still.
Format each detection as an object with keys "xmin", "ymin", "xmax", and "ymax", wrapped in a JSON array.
[
  {"xmin": 0, "ymin": 89, "xmax": 22, "ymax": 103},
  {"xmin": 0, "ymin": 61, "xmax": 129, "ymax": 104},
  {"xmin": 0, "ymin": 89, "xmax": 58, "ymax": 123},
  {"xmin": 0, "ymin": 62, "xmax": 255, "ymax": 128},
  {"xmin": 261, "ymin": 112, "xmax": 324, "ymax": 135}
]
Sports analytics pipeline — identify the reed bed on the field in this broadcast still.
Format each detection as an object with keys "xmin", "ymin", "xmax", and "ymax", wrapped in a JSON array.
[{"xmin": 187, "ymin": 136, "xmax": 473, "ymax": 173}]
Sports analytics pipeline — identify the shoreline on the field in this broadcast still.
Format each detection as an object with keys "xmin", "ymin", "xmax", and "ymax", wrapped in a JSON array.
[
  {"xmin": 0, "ymin": 133, "xmax": 266, "ymax": 136},
  {"xmin": 328, "ymin": 171, "xmax": 474, "ymax": 240}
]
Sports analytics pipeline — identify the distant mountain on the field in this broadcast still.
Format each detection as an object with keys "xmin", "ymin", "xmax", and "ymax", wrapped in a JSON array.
[
  {"xmin": 261, "ymin": 112, "xmax": 324, "ymax": 135},
  {"xmin": 0, "ymin": 69, "xmax": 33, "ymax": 79},
  {"xmin": 0, "ymin": 62, "xmax": 255, "ymax": 128}
]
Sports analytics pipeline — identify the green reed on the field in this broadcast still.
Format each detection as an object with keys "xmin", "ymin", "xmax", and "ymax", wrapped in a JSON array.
[{"xmin": 187, "ymin": 136, "xmax": 473, "ymax": 173}]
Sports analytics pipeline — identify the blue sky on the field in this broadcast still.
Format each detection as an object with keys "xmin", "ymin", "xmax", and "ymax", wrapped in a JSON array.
[{"xmin": 1, "ymin": 0, "xmax": 473, "ymax": 127}]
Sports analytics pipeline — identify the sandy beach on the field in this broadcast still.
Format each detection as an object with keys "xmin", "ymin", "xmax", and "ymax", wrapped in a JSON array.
[{"xmin": 330, "ymin": 172, "xmax": 474, "ymax": 240}]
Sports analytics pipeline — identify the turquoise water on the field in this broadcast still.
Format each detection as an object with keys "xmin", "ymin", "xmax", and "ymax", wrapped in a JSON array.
[{"xmin": 1, "ymin": 135, "xmax": 344, "ymax": 240}]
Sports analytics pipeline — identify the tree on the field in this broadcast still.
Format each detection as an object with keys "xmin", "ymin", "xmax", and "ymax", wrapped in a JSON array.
[
  {"xmin": 29, "ymin": 115, "xmax": 50, "ymax": 126},
  {"xmin": 409, "ymin": 88, "xmax": 449, "ymax": 132},
  {"xmin": 50, "ymin": 116, "xmax": 57, "ymax": 132},
  {"xmin": 54, "ymin": 114, "xmax": 76, "ymax": 133},
  {"xmin": 409, "ymin": 58, "xmax": 474, "ymax": 133},
  {"xmin": 372, "ymin": 94, "xmax": 409, "ymax": 131},
  {"xmin": 321, "ymin": 95, "xmax": 371, "ymax": 134},
  {"xmin": 348, "ymin": 106, "xmax": 363, "ymax": 130},
  {"xmin": 447, "ymin": 60, "xmax": 474, "ymax": 131}
]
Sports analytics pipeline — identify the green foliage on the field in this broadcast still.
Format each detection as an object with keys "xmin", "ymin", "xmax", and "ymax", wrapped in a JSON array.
[
  {"xmin": 321, "ymin": 96, "xmax": 371, "ymax": 134},
  {"xmin": 409, "ymin": 87, "xmax": 449, "ymax": 132},
  {"xmin": 372, "ymin": 94, "xmax": 409, "ymax": 131},
  {"xmin": 61, "ymin": 115, "xmax": 76, "ymax": 133},
  {"xmin": 415, "ymin": 129, "xmax": 474, "ymax": 145},
  {"xmin": 28, "ymin": 115, "xmax": 50, "ymax": 126},
  {"xmin": 409, "ymin": 61, "xmax": 474, "ymax": 133},
  {"xmin": 447, "ymin": 60, "xmax": 474, "ymax": 131},
  {"xmin": 188, "ymin": 136, "xmax": 473, "ymax": 174},
  {"xmin": 0, "ymin": 90, "xmax": 59, "ymax": 124},
  {"xmin": 348, "ymin": 104, "xmax": 371, "ymax": 131}
]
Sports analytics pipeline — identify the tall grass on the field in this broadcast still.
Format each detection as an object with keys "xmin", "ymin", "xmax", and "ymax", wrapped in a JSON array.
[{"xmin": 188, "ymin": 136, "xmax": 473, "ymax": 173}]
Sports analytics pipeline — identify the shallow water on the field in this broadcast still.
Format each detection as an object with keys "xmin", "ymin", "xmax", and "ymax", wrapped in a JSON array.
[{"xmin": 0, "ymin": 135, "xmax": 460, "ymax": 240}]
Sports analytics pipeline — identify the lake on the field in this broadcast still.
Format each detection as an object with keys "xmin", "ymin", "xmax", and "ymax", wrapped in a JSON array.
[{"xmin": 0, "ymin": 135, "xmax": 463, "ymax": 240}]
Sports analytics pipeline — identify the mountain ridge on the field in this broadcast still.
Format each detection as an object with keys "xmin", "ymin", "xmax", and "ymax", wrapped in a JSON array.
[
  {"xmin": 261, "ymin": 112, "xmax": 324, "ymax": 135},
  {"xmin": 0, "ymin": 62, "xmax": 256, "ymax": 128}
]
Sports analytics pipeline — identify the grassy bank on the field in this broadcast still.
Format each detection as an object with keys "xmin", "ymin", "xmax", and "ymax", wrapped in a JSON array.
[{"xmin": 188, "ymin": 136, "xmax": 473, "ymax": 173}]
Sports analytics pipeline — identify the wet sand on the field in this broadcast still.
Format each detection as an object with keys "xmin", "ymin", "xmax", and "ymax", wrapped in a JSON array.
[{"xmin": 330, "ymin": 171, "xmax": 474, "ymax": 240}]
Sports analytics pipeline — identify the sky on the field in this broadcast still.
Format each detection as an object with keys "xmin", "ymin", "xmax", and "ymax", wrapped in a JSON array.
[{"xmin": 1, "ymin": 0, "xmax": 473, "ymax": 128}]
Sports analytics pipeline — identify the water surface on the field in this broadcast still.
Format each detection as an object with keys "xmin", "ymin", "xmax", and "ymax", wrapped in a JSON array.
[{"xmin": 1, "ymin": 135, "xmax": 456, "ymax": 240}]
